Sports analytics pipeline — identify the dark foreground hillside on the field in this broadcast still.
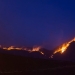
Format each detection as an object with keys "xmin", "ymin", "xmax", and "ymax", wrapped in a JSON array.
[
  {"xmin": 53, "ymin": 41, "xmax": 75, "ymax": 61},
  {"xmin": 0, "ymin": 51, "xmax": 75, "ymax": 75}
]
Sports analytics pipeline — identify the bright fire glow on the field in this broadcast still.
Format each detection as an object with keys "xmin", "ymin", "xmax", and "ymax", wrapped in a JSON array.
[
  {"xmin": 50, "ymin": 37, "xmax": 75, "ymax": 58},
  {"xmin": 29, "ymin": 46, "xmax": 41, "ymax": 52},
  {"xmin": 0, "ymin": 37, "xmax": 75, "ymax": 58},
  {"xmin": 53, "ymin": 37, "xmax": 75, "ymax": 54},
  {"xmin": 1, "ymin": 45, "xmax": 44, "ymax": 55}
]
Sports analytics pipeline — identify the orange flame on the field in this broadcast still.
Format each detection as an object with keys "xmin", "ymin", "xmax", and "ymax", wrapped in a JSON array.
[
  {"xmin": 29, "ymin": 46, "xmax": 41, "ymax": 52},
  {"xmin": 53, "ymin": 37, "xmax": 75, "ymax": 54},
  {"xmin": 28, "ymin": 46, "xmax": 44, "ymax": 55},
  {"xmin": 3, "ymin": 46, "xmax": 22, "ymax": 50},
  {"xmin": 1, "ymin": 45, "xmax": 44, "ymax": 55},
  {"xmin": 50, "ymin": 37, "xmax": 75, "ymax": 58}
]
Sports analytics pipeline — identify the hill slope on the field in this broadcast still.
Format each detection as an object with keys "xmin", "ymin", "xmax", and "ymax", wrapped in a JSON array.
[{"xmin": 53, "ymin": 41, "xmax": 75, "ymax": 61}]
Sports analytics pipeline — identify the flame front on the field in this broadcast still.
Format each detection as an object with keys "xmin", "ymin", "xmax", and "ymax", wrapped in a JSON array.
[
  {"xmin": 49, "ymin": 37, "xmax": 75, "ymax": 59},
  {"xmin": 1, "ymin": 37, "xmax": 75, "ymax": 58},
  {"xmin": 53, "ymin": 37, "xmax": 75, "ymax": 54},
  {"xmin": 1, "ymin": 45, "xmax": 44, "ymax": 55},
  {"xmin": 3, "ymin": 46, "xmax": 22, "ymax": 50},
  {"xmin": 30, "ymin": 46, "xmax": 41, "ymax": 52}
]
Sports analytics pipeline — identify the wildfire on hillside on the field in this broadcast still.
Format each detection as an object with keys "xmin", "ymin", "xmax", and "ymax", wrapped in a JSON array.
[
  {"xmin": 0, "ymin": 45, "xmax": 44, "ymax": 55},
  {"xmin": 0, "ymin": 37, "xmax": 75, "ymax": 58},
  {"xmin": 50, "ymin": 37, "xmax": 75, "ymax": 58}
]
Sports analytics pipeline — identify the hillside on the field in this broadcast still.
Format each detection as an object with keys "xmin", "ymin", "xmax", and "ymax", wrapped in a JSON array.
[
  {"xmin": 53, "ymin": 41, "xmax": 75, "ymax": 61},
  {"xmin": 0, "ymin": 49, "xmax": 74, "ymax": 75}
]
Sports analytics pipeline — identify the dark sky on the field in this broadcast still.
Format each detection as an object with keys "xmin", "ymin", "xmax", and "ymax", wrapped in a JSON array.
[{"xmin": 0, "ymin": 0, "xmax": 75, "ymax": 49}]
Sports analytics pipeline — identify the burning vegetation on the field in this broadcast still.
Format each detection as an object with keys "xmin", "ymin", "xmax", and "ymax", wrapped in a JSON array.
[
  {"xmin": 0, "ymin": 45, "xmax": 44, "ymax": 55},
  {"xmin": 0, "ymin": 37, "xmax": 75, "ymax": 58},
  {"xmin": 50, "ymin": 37, "xmax": 75, "ymax": 58}
]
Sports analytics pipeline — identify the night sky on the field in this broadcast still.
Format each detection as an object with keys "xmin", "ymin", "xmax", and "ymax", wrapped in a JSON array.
[{"xmin": 0, "ymin": 0, "xmax": 75, "ymax": 49}]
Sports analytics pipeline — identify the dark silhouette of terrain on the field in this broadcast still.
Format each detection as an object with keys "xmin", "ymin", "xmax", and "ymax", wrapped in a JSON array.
[
  {"xmin": 0, "ymin": 48, "xmax": 52, "ymax": 59},
  {"xmin": 0, "ymin": 42, "xmax": 75, "ymax": 75},
  {"xmin": 0, "ymin": 51, "xmax": 75, "ymax": 75},
  {"xmin": 53, "ymin": 41, "xmax": 75, "ymax": 61}
]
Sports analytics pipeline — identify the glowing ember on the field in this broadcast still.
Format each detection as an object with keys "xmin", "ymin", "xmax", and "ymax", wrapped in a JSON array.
[
  {"xmin": 40, "ymin": 51, "xmax": 44, "ymax": 55},
  {"xmin": 28, "ymin": 46, "xmax": 44, "ymax": 55},
  {"xmin": 30, "ymin": 46, "xmax": 41, "ymax": 52},
  {"xmin": 51, "ymin": 55, "xmax": 53, "ymax": 58},
  {"xmin": 3, "ymin": 46, "xmax": 22, "ymax": 50}
]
